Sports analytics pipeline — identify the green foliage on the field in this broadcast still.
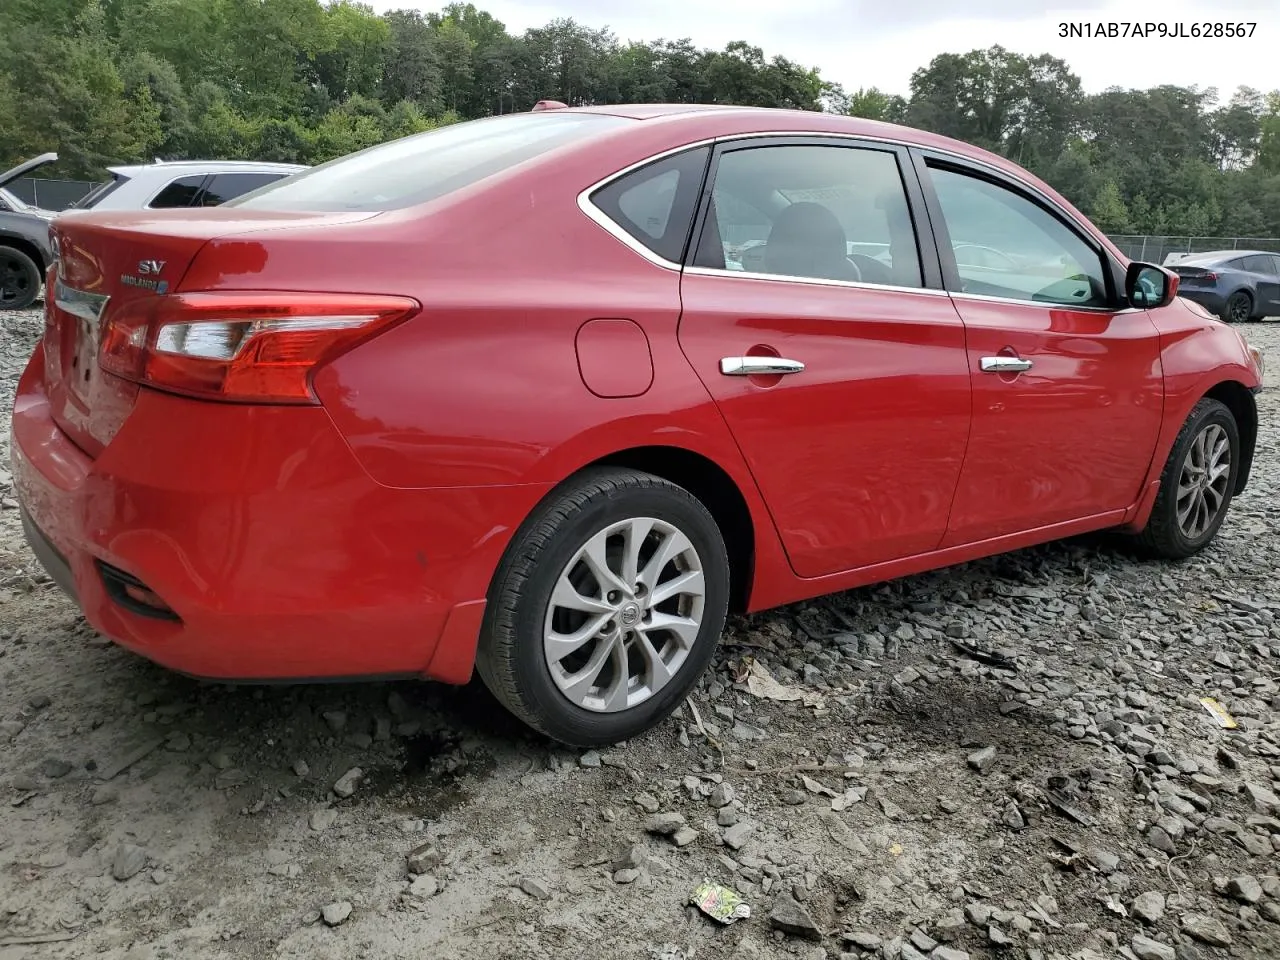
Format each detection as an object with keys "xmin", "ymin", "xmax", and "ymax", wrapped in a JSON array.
[{"xmin": 1, "ymin": 1, "xmax": 1278, "ymax": 237}]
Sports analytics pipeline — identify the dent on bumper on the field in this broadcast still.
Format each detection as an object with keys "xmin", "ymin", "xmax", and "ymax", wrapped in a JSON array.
[{"xmin": 10, "ymin": 348, "xmax": 549, "ymax": 683}]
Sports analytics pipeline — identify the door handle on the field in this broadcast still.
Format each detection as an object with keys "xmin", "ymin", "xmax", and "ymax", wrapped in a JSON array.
[
  {"xmin": 720, "ymin": 356, "xmax": 806, "ymax": 376},
  {"xmin": 980, "ymin": 356, "xmax": 1033, "ymax": 373}
]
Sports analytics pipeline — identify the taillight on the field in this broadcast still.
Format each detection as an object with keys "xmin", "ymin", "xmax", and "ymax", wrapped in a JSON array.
[{"xmin": 98, "ymin": 292, "xmax": 419, "ymax": 404}]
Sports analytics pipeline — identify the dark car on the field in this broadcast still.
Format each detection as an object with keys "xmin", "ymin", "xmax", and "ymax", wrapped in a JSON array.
[
  {"xmin": 1170, "ymin": 250, "xmax": 1280, "ymax": 323},
  {"xmin": 0, "ymin": 152, "xmax": 59, "ymax": 310}
]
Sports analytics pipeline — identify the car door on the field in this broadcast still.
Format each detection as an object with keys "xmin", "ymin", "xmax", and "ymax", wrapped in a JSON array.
[
  {"xmin": 676, "ymin": 138, "xmax": 972, "ymax": 578},
  {"xmin": 912, "ymin": 152, "xmax": 1165, "ymax": 546},
  {"xmin": 1242, "ymin": 254, "xmax": 1280, "ymax": 313}
]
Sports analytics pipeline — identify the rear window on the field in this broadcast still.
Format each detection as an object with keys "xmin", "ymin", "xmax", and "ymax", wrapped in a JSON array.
[
  {"xmin": 150, "ymin": 175, "xmax": 207, "ymax": 208},
  {"xmin": 198, "ymin": 172, "xmax": 291, "ymax": 206},
  {"xmin": 71, "ymin": 175, "xmax": 128, "ymax": 209},
  {"xmin": 229, "ymin": 112, "xmax": 633, "ymax": 213}
]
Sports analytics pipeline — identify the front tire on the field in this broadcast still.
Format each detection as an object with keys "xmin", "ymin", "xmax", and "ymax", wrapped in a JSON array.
[
  {"xmin": 476, "ymin": 468, "xmax": 730, "ymax": 746},
  {"xmin": 1134, "ymin": 398, "xmax": 1239, "ymax": 559},
  {"xmin": 0, "ymin": 246, "xmax": 41, "ymax": 311},
  {"xmin": 1222, "ymin": 291, "xmax": 1252, "ymax": 324}
]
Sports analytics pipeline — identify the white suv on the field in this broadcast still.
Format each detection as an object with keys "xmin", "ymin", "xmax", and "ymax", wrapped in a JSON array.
[{"xmin": 69, "ymin": 159, "xmax": 307, "ymax": 212}]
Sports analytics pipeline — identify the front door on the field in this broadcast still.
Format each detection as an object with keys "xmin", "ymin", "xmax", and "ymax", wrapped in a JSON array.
[
  {"xmin": 917, "ymin": 158, "xmax": 1165, "ymax": 546},
  {"xmin": 677, "ymin": 139, "xmax": 972, "ymax": 578}
]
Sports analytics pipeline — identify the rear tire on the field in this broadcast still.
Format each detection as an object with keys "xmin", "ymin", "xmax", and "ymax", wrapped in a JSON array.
[
  {"xmin": 1221, "ymin": 291, "xmax": 1252, "ymax": 324},
  {"xmin": 1134, "ymin": 398, "xmax": 1239, "ymax": 559},
  {"xmin": 0, "ymin": 245, "xmax": 41, "ymax": 311},
  {"xmin": 476, "ymin": 468, "xmax": 730, "ymax": 747}
]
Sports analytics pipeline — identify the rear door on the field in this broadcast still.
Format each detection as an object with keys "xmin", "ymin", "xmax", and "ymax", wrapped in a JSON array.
[
  {"xmin": 1242, "ymin": 254, "xmax": 1280, "ymax": 313},
  {"xmin": 675, "ymin": 137, "xmax": 972, "ymax": 577},
  {"xmin": 914, "ymin": 152, "xmax": 1164, "ymax": 545}
]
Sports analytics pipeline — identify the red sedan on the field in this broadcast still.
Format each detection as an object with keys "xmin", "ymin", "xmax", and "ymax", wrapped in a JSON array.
[{"xmin": 12, "ymin": 104, "xmax": 1264, "ymax": 745}]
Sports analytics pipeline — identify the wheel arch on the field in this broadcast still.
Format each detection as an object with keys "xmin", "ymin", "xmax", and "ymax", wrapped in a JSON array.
[
  {"xmin": 0, "ymin": 234, "xmax": 47, "ymax": 273},
  {"xmin": 1203, "ymin": 379, "xmax": 1257, "ymax": 494},
  {"xmin": 587, "ymin": 445, "xmax": 756, "ymax": 613}
]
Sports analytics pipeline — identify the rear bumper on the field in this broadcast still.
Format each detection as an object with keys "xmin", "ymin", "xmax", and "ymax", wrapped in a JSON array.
[
  {"xmin": 10, "ymin": 343, "xmax": 550, "ymax": 683},
  {"xmin": 1177, "ymin": 290, "xmax": 1227, "ymax": 314}
]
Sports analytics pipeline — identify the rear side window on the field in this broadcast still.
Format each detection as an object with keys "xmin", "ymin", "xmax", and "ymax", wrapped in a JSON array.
[
  {"xmin": 1240, "ymin": 254, "xmax": 1272, "ymax": 273},
  {"xmin": 149, "ymin": 175, "xmax": 207, "ymax": 208},
  {"xmin": 589, "ymin": 148, "xmax": 709, "ymax": 264},
  {"xmin": 198, "ymin": 172, "xmax": 290, "ymax": 206},
  {"xmin": 230, "ymin": 112, "xmax": 633, "ymax": 213}
]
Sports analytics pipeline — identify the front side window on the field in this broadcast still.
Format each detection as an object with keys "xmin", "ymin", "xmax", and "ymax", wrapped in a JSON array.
[
  {"xmin": 149, "ymin": 175, "xmax": 207, "ymax": 209},
  {"xmin": 589, "ymin": 148, "xmax": 708, "ymax": 263},
  {"xmin": 693, "ymin": 144, "xmax": 923, "ymax": 289},
  {"xmin": 929, "ymin": 166, "xmax": 1109, "ymax": 307}
]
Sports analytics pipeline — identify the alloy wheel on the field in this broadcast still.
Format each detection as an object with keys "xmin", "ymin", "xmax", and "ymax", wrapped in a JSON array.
[
  {"xmin": 1, "ymin": 254, "xmax": 31, "ymax": 306},
  {"xmin": 1175, "ymin": 422, "xmax": 1231, "ymax": 540},
  {"xmin": 543, "ymin": 516, "xmax": 705, "ymax": 713},
  {"xmin": 1227, "ymin": 293, "xmax": 1250, "ymax": 323}
]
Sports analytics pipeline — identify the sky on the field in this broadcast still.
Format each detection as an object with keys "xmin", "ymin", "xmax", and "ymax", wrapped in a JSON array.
[{"xmin": 371, "ymin": 0, "xmax": 1279, "ymax": 101}]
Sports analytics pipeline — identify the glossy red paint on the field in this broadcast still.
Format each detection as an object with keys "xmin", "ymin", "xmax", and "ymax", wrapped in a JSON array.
[
  {"xmin": 940, "ymin": 297, "xmax": 1164, "ymax": 545},
  {"xmin": 10, "ymin": 104, "xmax": 1263, "ymax": 687}
]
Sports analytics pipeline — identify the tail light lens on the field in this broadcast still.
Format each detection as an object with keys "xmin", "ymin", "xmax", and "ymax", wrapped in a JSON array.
[{"xmin": 98, "ymin": 292, "xmax": 419, "ymax": 404}]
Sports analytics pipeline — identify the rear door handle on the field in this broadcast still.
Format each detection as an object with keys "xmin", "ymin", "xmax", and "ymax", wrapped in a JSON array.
[
  {"xmin": 980, "ymin": 356, "xmax": 1033, "ymax": 373},
  {"xmin": 720, "ymin": 357, "xmax": 805, "ymax": 376}
]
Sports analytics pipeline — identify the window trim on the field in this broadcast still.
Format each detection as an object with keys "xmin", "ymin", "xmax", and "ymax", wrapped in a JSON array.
[
  {"xmin": 913, "ymin": 149, "xmax": 1125, "ymax": 312},
  {"xmin": 146, "ymin": 173, "xmax": 211, "ymax": 210},
  {"xmin": 577, "ymin": 139, "xmax": 719, "ymax": 270},
  {"xmin": 683, "ymin": 134, "xmax": 945, "ymax": 293}
]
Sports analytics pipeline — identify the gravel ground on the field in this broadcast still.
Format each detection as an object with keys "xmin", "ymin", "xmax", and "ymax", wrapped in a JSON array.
[{"xmin": 1, "ymin": 304, "xmax": 1278, "ymax": 960}]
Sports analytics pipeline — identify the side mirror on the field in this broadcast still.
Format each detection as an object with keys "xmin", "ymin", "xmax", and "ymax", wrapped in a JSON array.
[{"xmin": 1126, "ymin": 262, "xmax": 1178, "ymax": 309}]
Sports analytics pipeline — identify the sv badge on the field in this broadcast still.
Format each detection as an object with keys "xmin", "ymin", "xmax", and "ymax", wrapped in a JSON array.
[{"xmin": 138, "ymin": 259, "xmax": 166, "ymax": 275}]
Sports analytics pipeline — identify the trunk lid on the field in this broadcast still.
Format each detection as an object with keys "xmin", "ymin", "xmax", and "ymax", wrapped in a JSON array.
[{"xmin": 44, "ymin": 209, "xmax": 374, "ymax": 456}]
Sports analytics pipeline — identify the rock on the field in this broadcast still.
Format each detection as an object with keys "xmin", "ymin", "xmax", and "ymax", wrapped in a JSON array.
[
  {"xmin": 645, "ymin": 812, "xmax": 686, "ymax": 836},
  {"xmin": 322, "ymin": 710, "xmax": 347, "ymax": 732},
  {"xmin": 28, "ymin": 694, "xmax": 51, "ymax": 709},
  {"xmin": 374, "ymin": 717, "xmax": 391, "ymax": 742},
  {"xmin": 208, "ymin": 750, "xmax": 234, "ymax": 770},
  {"xmin": 988, "ymin": 925, "xmax": 1012, "ymax": 947},
  {"xmin": 718, "ymin": 806, "xmax": 739, "ymax": 827},
  {"xmin": 613, "ymin": 868, "xmax": 641, "ymax": 884},
  {"xmin": 407, "ymin": 874, "xmax": 439, "ymax": 898},
  {"xmin": 1181, "ymin": 913, "xmax": 1232, "ymax": 946},
  {"xmin": 406, "ymin": 843, "xmax": 442, "ymax": 875},
  {"xmin": 1089, "ymin": 848, "xmax": 1121, "ymax": 874},
  {"xmin": 578, "ymin": 750, "xmax": 602, "ymax": 768},
  {"xmin": 165, "ymin": 731, "xmax": 191, "ymax": 752},
  {"xmin": 1225, "ymin": 875, "xmax": 1263, "ymax": 904},
  {"xmin": 91, "ymin": 786, "xmax": 118, "ymax": 806},
  {"xmin": 214, "ymin": 768, "xmax": 248, "ymax": 790},
  {"xmin": 965, "ymin": 902, "xmax": 993, "ymax": 926},
  {"xmin": 519, "ymin": 877, "xmax": 551, "ymax": 900},
  {"xmin": 1243, "ymin": 782, "xmax": 1280, "ymax": 815},
  {"xmin": 112, "ymin": 843, "xmax": 147, "ymax": 881},
  {"xmin": 345, "ymin": 732, "xmax": 372, "ymax": 749},
  {"xmin": 310, "ymin": 808, "xmax": 338, "ymax": 832},
  {"xmin": 672, "ymin": 827, "xmax": 698, "ymax": 847},
  {"xmin": 932, "ymin": 948, "xmax": 971, "ymax": 960},
  {"xmin": 843, "ymin": 932, "xmax": 881, "ymax": 950},
  {"xmin": 769, "ymin": 896, "xmax": 822, "ymax": 941},
  {"xmin": 722, "ymin": 822, "xmax": 754, "ymax": 850},
  {"xmin": 710, "ymin": 783, "xmax": 736, "ymax": 808},
  {"xmin": 293, "ymin": 759, "xmax": 310, "ymax": 778},
  {"xmin": 321, "ymin": 901, "xmax": 352, "ymax": 926},
  {"xmin": 635, "ymin": 792, "xmax": 661, "ymax": 813},
  {"xmin": 41, "ymin": 758, "xmax": 73, "ymax": 778},
  {"xmin": 909, "ymin": 929, "xmax": 937, "ymax": 952},
  {"xmin": 1131, "ymin": 935, "xmax": 1176, "ymax": 960},
  {"xmin": 1133, "ymin": 892, "xmax": 1166, "ymax": 925},
  {"xmin": 332, "ymin": 767, "xmax": 363, "ymax": 798},
  {"xmin": 1, "ymin": 720, "xmax": 25, "ymax": 740},
  {"xmin": 967, "ymin": 746, "xmax": 997, "ymax": 773}
]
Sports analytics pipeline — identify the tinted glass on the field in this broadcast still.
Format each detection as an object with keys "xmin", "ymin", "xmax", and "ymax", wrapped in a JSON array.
[
  {"xmin": 696, "ymin": 144, "xmax": 923, "ymax": 288},
  {"xmin": 1269, "ymin": 255, "xmax": 1280, "ymax": 277},
  {"xmin": 199, "ymin": 172, "xmax": 290, "ymax": 206},
  {"xmin": 149, "ymin": 175, "xmax": 207, "ymax": 208},
  {"xmin": 1240, "ymin": 254, "xmax": 1272, "ymax": 273},
  {"xmin": 929, "ymin": 166, "xmax": 1108, "ymax": 307},
  {"xmin": 590, "ymin": 148, "xmax": 708, "ymax": 263},
  {"xmin": 231, "ymin": 112, "xmax": 633, "ymax": 212}
]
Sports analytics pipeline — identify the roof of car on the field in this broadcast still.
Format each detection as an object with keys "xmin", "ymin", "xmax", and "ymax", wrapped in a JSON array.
[
  {"xmin": 1175, "ymin": 250, "xmax": 1273, "ymax": 264},
  {"xmin": 105, "ymin": 160, "xmax": 308, "ymax": 177}
]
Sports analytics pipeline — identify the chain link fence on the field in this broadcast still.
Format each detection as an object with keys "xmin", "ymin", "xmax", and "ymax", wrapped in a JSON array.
[
  {"xmin": 1108, "ymin": 235, "xmax": 1280, "ymax": 265},
  {"xmin": 5, "ymin": 177, "xmax": 99, "ymax": 211}
]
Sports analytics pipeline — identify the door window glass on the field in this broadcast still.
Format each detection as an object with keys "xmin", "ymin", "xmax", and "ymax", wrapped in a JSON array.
[
  {"xmin": 929, "ymin": 166, "xmax": 1109, "ymax": 307},
  {"xmin": 149, "ymin": 175, "xmax": 206, "ymax": 208},
  {"xmin": 694, "ymin": 144, "xmax": 923, "ymax": 288}
]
